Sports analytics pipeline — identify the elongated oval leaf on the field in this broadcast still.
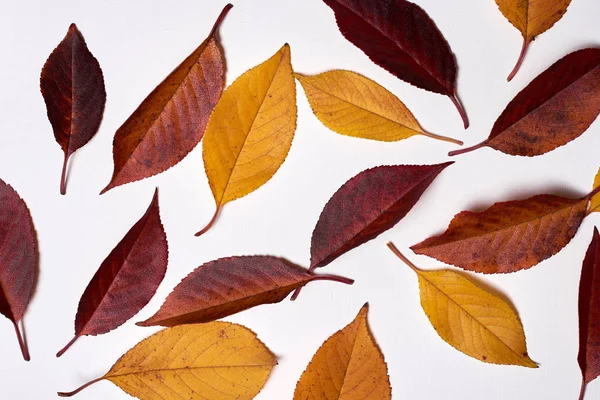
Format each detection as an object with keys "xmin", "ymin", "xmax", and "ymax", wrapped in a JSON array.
[
  {"xmin": 388, "ymin": 243, "xmax": 537, "ymax": 367},
  {"xmin": 322, "ymin": 0, "xmax": 468, "ymax": 128},
  {"xmin": 411, "ymin": 193, "xmax": 590, "ymax": 273},
  {"xmin": 495, "ymin": 0, "xmax": 571, "ymax": 81},
  {"xmin": 198, "ymin": 44, "xmax": 297, "ymax": 236},
  {"xmin": 293, "ymin": 304, "xmax": 391, "ymax": 400},
  {"xmin": 450, "ymin": 49, "xmax": 600, "ymax": 158},
  {"xmin": 0, "ymin": 179, "xmax": 36, "ymax": 361},
  {"xmin": 137, "ymin": 256, "xmax": 353, "ymax": 327},
  {"xmin": 101, "ymin": 5, "xmax": 230, "ymax": 194},
  {"xmin": 296, "ymin": 70, "xmax": 462, "ymax": 145},
  {"xmin": 578, "ymin": 228, "xmax": 600, "ymax": 400},
  {"xmin": 40, "ymin": 24, "xmax": 106, "ymax": 195},
  {"xmin": 58, "ymin": 322, "xmax": 276, "ymax": 399},
  {"xmin": 57, "ymin": 189, "xmax": 168, "ymax": 357}
]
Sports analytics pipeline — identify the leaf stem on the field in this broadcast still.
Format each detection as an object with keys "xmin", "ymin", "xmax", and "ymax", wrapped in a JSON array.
[
  {"xmin": 507, "ymin": 39, "xmax": 530, "ymax": 82},
  {"xmin": 386, "ymin": 242, "xmax": 419, "ymax": 273},
  {"xmin": 311, "ymin": 273, "xmax": 355, "ymax": 286},
  {"xmin": 195, "ymin": 207, "xmax": 221, "ymax": 237},
  {"xmin": 586, "ymin": 185, "xmax": 600, "ymax": 201},
  {"xmin": 448, "ymin": 141, "xmax": 487, "ymax": 157},
  {"xmin": 578, "ymin": 378, "xmax": 586, "ymax": 400},
  {"xmin": 60, "ymin": 153, "xmax": 69, "ymax": 195},
  {"xmin": 58, "ymin": 377, "xmax": 104, "ymax": 397},
  {"xmin": 57, "ymin": 335, "xmax": 79, "ymax": 358},
  {"xmin": 209, "ymin": 4, "xmax": 233, "ymax": 38},
  {"xmin": 13, "ymin": 321, "xmax": 30, "ymax": 361},
  {"xmin": 420, "ymin": 131, "xmax": 463, "ymax": 146},
  {"xmin": 291, "ymin": 264, "xmax": 319, "ymax": 301},
  {"xmin": 450, "ymin": 93, "xmax": 469, "ymax": 129}
]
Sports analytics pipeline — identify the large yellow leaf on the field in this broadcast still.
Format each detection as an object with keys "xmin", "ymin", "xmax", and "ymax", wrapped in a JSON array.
[
  {"xmin": 294, "ymin": 304, "xmax": 391, "ymax": 400},
  {"xmin": 388, "ymin": 242, "xmax": 537, "ymax": 368},
  {"xmin": 296, "ymin": 70, "xmax": 461, "ymax": 145},
  {"xmin": 198, "ymin": 44, "xmax": 297, "ymax": 236},
  {"xmin": 58, "ymin": 322, "xmax": 277, "ymax": 399},
  {"xmin": 589, "ymin": 168, "xmax": 600, "ymax": 213}
]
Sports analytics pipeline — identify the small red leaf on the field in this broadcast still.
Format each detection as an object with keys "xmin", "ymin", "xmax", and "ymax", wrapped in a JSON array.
[
  {"xmin": 40, "ymin": 24, "xmax": 106, "ymax": 195},
  {"xmin": 57, "ymin": 189, "xmax": 168, "ymax": 357},
  {"xmin": 0, "ymin": 179, "xmax": 36, "ymax": 361}
]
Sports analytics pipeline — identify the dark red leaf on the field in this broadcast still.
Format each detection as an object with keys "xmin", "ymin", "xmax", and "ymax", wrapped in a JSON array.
[
  {"xmin": 137, "ymin": 256, "xmax": 353, "ymax": 327},
  {"xmin": 578, "ymin": 227, "xmax": 600, "ymax": 400},
  {"xmin": 57, "ymin": 189, "xmax": 168, "ymax": 357},
  {"xmin": 40, "ymin": 24, "xmax": 106, "ymax": 195},
  {"xmin": 322, "ymin": 0, "xmax": 468, "ymax": 128},
  {"xmin": 0, "ymin": 179, "xmax": 36, "ymax": 361}
]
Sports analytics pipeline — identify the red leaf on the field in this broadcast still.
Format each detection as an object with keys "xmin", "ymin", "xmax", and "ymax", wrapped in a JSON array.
[
  {"xmin": 57, "ymin": 189, "xmax": 168, "ymax": 357},
  {"xmin": 450, "ymin": 49, "xmax": 600, "ymax": 158},
  {"xmin": 137, "ymin": 256, "xmax": 353, "ymax": 327},
  {"xmin": 40, "ymin": 24, "xmax": 106, "ymax": 195},
  {"xmin": 0, "ymin": 179, "xmax": 36, "ymax": 361},
  {"xmin": 322, "ymin": 0, "xmax": 468, "ymax": 128},
  {"xmin": 578, "ymin": 227, "xmax": 600, "ymax": 400}
]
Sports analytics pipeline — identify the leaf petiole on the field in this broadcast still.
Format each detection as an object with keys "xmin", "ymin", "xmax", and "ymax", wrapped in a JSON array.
[
  {"xmin": 56, "ymin": 335, "xmax": 80, "ymax": 358},
  {"xmin": 57, "ymin": 377, "xmax": 104, "ymax": 397},
  {"xmin": 507, "ymin": 39, "xmax": 530, "ymax": 82},
  {"xmin": 195, "ymin": 206, "xmax": 221, "ymax": 237},
  {"xmin": 386, "ymin": 242, "xmax": 419, "ymax": 273},
  {"xmin": 13, "ymin": 321, "xmax": 30, "ymax": 361}
]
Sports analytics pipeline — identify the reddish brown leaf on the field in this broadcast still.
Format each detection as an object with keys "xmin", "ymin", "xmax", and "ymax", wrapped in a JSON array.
[
  {"xmin": 40, "ymin": 23, "xmax": 106, "ymax": 195},
  {"xmin": 578, "ymin": 227, "xmax": 600, "ymax": 400},
  {"xmin": 450, "ymin": 49, "xmax": 600, "ymax": 158},
  {"xmin": 101, "ymin": 5, "xmax": 231, "ymax": 194},
  {"xmin": 322, "ymin": 0, "xmax": 468, "ymax": 128},
  {"xmin": 57, "ymin": 189, "xmax": 168, "ymax": 357},
  {"xmin": 0, "ymin": 179, "xmax": 36, "ymax": 361},
  {"xmin": 412, "ymin": 194, "xmax": 591, "ymax": 274},
  {"xmin": 136, "ymin": 256, "xmax": 353, "ymax": 327}
]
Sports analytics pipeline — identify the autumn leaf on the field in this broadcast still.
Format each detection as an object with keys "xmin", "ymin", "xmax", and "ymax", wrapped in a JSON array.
[
  {"xmin": 137, "ymin": 256, "xmax": 353, "ymax": 327},
  {"xmin": 100, "ymin": 5, "xmax": 231, "ymax": 194},
  {"xmin": 57, "ymin": 189, "xmax": 167, "ymax": 357},
  {"xmin": 58, "ymin": 322, "xmax": 276, "ymax": 399},
  {"xmin": 578, "ymin": 228, "xmax": 600, "ymax": 400},
  {"xmin": 495, "ymin": 0, "xmax": 571, "ymax": 81},
  {"xmin": 388, "ymin": 243, "xmax": 537, "ymax": 367},
  {"xmin": 198, "ymin": 44, "xmax": 297, "ymax": 236},
  {"xmin": 450, "ymin": 49, "xmax": 600, "ymax": 158},
  {"xmin": 296, "ymin": 70, "xmax": 462, "ymax": 145},
  {"xmin": 293, "ymin": 304, "xmax": 391, "ymax": 400},
  {"xmin": 322, "ymin": 0, "xmax": 469, "ymax": 128},
  {"xmin": 589, "ymin": 168, "xmax": 600, "ymax": 213},
  {"xmin": 0, "ymin": 179, "xmax": 36, "ymax": 361},
  {"xmin": 40, "ymin": 23, "xmax": 106, "ymax": 195}
]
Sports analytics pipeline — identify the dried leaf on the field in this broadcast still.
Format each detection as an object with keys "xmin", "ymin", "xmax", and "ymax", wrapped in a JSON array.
[
  {"xmin": 100, "ymin": 5, "xmax": 231, "ymax": 194},
  {"xmin": 57, "ymin": 189, "xmax": 168, "ymax": 357},
  {"xmin": 450, "ymin": 49, "xmax": 600, "ymax": 158},
  {"xmin": 58, "ymin": 322, "xmax": 276, "ymax": 399},
  {"xmin": 296, "ymin": 70, "xmax": 462, "ymax": 145},
  {"xmin": 198, "ymin": 44, "xmax": 297, "ymax": 236},
  {"xmin": 589, "ymin": 168, "xmax": 600, "ymax": 213},
  {"xmin": 412, "ymin": 193, "xmax": 591, "ymax": 274},
  {"xmin": 137, "ymin": 256, "xmax": 353, "ymax": 327},
  {"xmin": 293, "ymin": 304, "xmax": 391, "ymax": 400},
  {"xmin": 495, "ymin": 0, "xmax": 572, "ymax": 81},
  {"xmin": 322, "ymin": 0, "xmax": 468, "ymax": 128},
  {"xmin": 578, "ymin": 228, "xmax": 600, "ymax": 400},
  {"xmin": 40, "ymin": 24, "xmax": 106, "ymax": 195},
  {"xmin": 388, "ymin": 243, "xmax": 537, "ymax": 367},
  {"xmin": 0, "ymin": 179, "xmax": 36, "ymax": 361}
]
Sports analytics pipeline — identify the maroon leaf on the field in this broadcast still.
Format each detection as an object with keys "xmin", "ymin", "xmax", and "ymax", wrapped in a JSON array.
[
  {"xmin": 578, "ymin": 227, "xmax": 600, "ymax": 400},
  {"xmin": 40, "ymin": 24, "xmax": 106, "ymax": 195},
  {"xmin": 57, "ymin": 188, "xmax": 168, "ymax": 357},
  {"xmin": 137, "ymin": 256, "xmax": 353, "ymax": 327},
  {"xmin": 0, "ymin": 179, "xmax": 36, "ymax": 361},
  {"xmin": 322, "ymin": 0, "xmax": 468, "ymax": 128}
]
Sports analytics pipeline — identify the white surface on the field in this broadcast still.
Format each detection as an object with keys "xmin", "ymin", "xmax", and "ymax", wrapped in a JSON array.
[{"xmin": 0, "ymin": 0, "xmax": 599, "ymax": 399}]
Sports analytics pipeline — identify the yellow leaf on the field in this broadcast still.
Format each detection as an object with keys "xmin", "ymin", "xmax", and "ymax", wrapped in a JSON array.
[
  {"xmin": 388, "ymin": 242, "xmax": 537, "ymax": 368},
  {"xmin": 294, "ymin": 304, "xmax": 391, "ymax": 400},
  {"xmin": 296, "ymin": 70, "xmax": 461, "ymax": 145},
  {"xmin": 198, "ymin": 44, "xmax": 297, "ymax": 236},
  {"xmin": 58, "ymin": 322, "xmax": 277, "ymax": 399},
  {"xmin": 590, "ymin": 168, "xmax": 600, "ymax": 213}
]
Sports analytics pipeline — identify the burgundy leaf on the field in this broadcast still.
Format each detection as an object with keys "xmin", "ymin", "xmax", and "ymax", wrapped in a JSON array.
[
  {"xmin": 57, "ymin": 188, "xmax": 168, "ymax": 357},
  {"xmin": 322, "ymin": 0, "xmax": 468, "ymax": 128},
  {"xmin": 40, "ymin": 24, "xmax": 106, "ymax": 195}
]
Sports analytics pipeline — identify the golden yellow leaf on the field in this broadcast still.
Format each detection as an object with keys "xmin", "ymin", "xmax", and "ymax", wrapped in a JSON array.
[
  {"xmin": 58, "ymin": 322, "xmax": 277, "ymax": 399},
  {"xmin": 198, "ymin": 44, "xmax": 297, "ymax": 236},
  {"xmin": 495, "ymin": 0, "xmax": 571, "ymax": 80},
  {"xmin": 294, "ymin": 304, "xmax": 391, "ymax": 400},
  {"xmin": 388, "ymin": 242, "xmax": 537, "ymax": 368},
  {"xmin": 296, "ymin": 70, "xmax": 461, "ymax": 145},
  {"xmin": 590, "ymin": 168, "xmax": 600, "ymax": 213}
]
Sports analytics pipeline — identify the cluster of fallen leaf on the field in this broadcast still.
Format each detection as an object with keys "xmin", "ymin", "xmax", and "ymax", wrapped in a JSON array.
[{"xmin": 0, "ymin": 0, "xmax": 598, "ymax": 399}]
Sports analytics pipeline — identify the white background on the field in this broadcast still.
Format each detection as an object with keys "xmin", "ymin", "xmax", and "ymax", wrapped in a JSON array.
[{"xmin": 0, "ymin": 0, "xmax": 599, "ymax": 399}]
